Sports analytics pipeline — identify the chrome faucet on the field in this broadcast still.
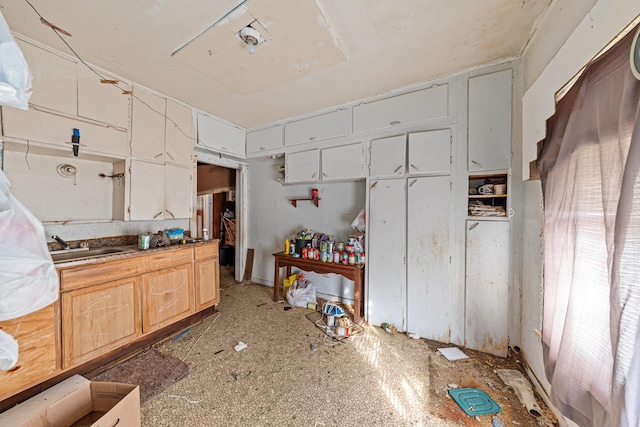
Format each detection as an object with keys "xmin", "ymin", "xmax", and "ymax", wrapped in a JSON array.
[{"xmin": 52, "ymin": 235, "xmax": 70, "ymax": 250}]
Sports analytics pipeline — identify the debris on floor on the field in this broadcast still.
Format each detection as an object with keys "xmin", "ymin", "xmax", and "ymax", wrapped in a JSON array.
[
  {"xmin": 448, "ymin": 387, "xmax": 502, "ymax": 416},
  {"xmin": 497, "ymin": 369, "xmax": 543, "ymax": 417},
  {"xmin": 381, "ymin": 322, "xmax": 398, "ymax": 335},
  {"xmin": 233, "ymin": 342, "xmax": 247, "ymax": 352},
  {"xmin": 437, "ymin": 346, "xmax": 470, "ymax": 361}
]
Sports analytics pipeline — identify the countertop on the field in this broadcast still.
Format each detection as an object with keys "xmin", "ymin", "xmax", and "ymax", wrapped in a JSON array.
[{"xmin": 53, "ymin": 239, "xmax": 220, "ymax": 269}]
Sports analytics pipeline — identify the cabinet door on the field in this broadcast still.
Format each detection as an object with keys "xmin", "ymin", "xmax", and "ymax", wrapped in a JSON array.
[
  {"xmin": 18, "ymin": 40, "xmax": 77, "ymax": 116},
  {"xmin": 196, "ymin": 113, "xmax": 245, "ymax": 157},
  {"xmin": 141, "ymin": 264, "xmax": 194, "ymax": 333},
  {"xmin": 321, "ymin": 143, "xmax": 364, "ymax": 181},
  {"xmin": 195, "ymin": 258, "xmax": 220, "ymax": 310},
  {"xmin": 131, "ymin": 88, "xmax": 166, "ymax": 161},
  {"xmin": 367, "ymin": 178, "xmax": 406, "ymax": 330},
  {"xmin": 285, "ymin": 149, "xmax": 320, "ymax": 183},
  {"xmin": 0, "ymin": 304, "xmax": 58, "ymax": 400},
  {"xmin": 78, "ymin": 67, "xmax": 131, "ymax": 128},
  {"xmin": 468, "ymin": 69, "xmax": 512, "ymax": 171},
  {"xmin": 129, "ymin": 160, "xmax": 165, "ymax": 220},
  {"xmin": 165, "ymin": 99, "xmax": 194, "ymax": 166},
  {"xmin": 369, "ymin": 135, "xmax": 406, "ymax": 177},
  {"xmin": 408, "ymin": 129, "xmax": 451, "ymax": 174},
  {"xmin": 353, "ymin": 85, "xmax": 449, "ymax": 133},
  {"xmin": 2, "ymin": 108, "xmax": 128, "ymax": 157},
  {"xmin": 284, "ymin": 109, "xmax": 348, "ymax": 146},
  {"xmin": 407, "ymin": 176, "xmax": 453, "ymax": 341},
  {"xmin": 164, "ymin": 164, "xmax": 193, "ymax": 219},
  {"xmin": 246, "ymin": 124, "xmax": 283, "ymax": 155},
  {"xmin": 465, "ymin": 220, "xmax": 510, "ymax": 357},
  {"xmin": 62, "ymin": 278, "xmax": 141, "ymax": 368}
]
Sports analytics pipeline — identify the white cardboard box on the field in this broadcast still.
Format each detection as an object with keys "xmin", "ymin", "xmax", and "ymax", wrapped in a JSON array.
[{"xmin": 0, "ymin": 375, "xmax": 140, "ymax": 427}]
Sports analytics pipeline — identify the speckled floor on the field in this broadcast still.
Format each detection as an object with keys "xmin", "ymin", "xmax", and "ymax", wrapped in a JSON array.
[{"xmin": 141, "ymin": 266, "xmax": 556, "ymax": 427}]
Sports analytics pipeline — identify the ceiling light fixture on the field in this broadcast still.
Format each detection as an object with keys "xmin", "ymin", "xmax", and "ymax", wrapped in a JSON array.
[{"xmin": 239, "ymin": 26, "xmax": 261, "ymax": 54}]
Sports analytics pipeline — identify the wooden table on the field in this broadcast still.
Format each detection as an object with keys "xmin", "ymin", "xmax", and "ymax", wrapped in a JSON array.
[{"xmin": 272, "ymin": 252, "xmax": 365, "ymax": 323}]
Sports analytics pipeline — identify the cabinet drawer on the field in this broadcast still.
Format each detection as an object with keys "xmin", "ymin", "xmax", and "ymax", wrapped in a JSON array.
[
  {"xmin": 194, "ymin": 242, "xmax": 219, "ymax": 261},
  {"xmin": 59, "ymin": 256, "xmax": 144, "ymax": 291},
  {"xmin": 0, "ymin": 304, "xmax": 58, "ymax": 400},
  {"xmin": 145, "ymin": 247, "xmax": 193, "ymax": 270}
]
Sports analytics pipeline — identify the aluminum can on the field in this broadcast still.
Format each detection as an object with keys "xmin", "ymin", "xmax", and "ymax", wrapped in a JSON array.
[{"xmin": 321, "ymin": 251, "xmax": 328, "ymax": 262}]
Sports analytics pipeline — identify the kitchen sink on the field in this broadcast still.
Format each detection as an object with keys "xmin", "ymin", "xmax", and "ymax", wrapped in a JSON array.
[{"xmin": 50, "ymin": 246, "xmax": 138, "ymax": 263}]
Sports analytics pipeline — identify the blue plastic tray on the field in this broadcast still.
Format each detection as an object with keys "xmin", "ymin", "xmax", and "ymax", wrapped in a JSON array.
[{"xmin": 448, "ymin": 388, "xmax": 501, "ymax": 416}]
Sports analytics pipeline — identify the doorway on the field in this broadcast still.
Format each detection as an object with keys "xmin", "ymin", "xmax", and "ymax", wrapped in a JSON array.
[{"xmin": 196, "ymin": 163, "xmax": 237, "ymax": 275}]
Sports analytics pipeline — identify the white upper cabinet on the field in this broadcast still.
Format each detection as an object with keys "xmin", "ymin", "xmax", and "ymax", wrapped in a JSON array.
[
  {"xmin": 408, "ymin": 129, "xmax": 451, "ymax": 175},
  {"xmin": 285, "ymin": 149, "xmax": 320, "ymax": 183},
  {"xmin": 353, "ymin": 85, "xmax": 449, "ymax": 133},
  {"xmin": 165, "ymin": 99, "xmax": 194, "ymax": 166},
  {"xmin": 18, "ymin": 40, "xmax": 77, "ymax": 116},
  {"xmin": 77, "ymin": 67, "xmax": 130, "ymax": 128},
  {"xmin": 321, "ymin": 143, "xmax": 364, "ymax": 181},
  {"xmin": 284, "ymin": 109, "xmax": 348, "ymax": 146},
  {"xmin": 246, "ymin": 124, "xmax": 283, "ymax": 156},
  {"xmin": 468, "ymin": 69, "xmax": 512, "ymax": 171},
  {"xmin": 369, "ymin": 135, "xmax": 406, "ymax": 177},
  {"xmin": 196, "ymin": 113, "xmax": 245, "ymax": 158},
  {"xmin": 2, "ymin": 107, "xmax": 128, "ymax": 158},
  {"xmin": 131, "ymin": 88, "xmax": 166, "ymax": 162},
  {"xmin": 164, "ymin": 164, "xmax": 193, "ymax": 219}
]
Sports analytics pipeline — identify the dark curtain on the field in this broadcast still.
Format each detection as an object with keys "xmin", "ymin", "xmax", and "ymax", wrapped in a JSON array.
[{"xmin": 537, "ymin": 25, "xmax": 640, "ymax": 427}]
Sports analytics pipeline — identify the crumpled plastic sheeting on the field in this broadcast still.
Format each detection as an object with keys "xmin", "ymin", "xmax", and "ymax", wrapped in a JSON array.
[
  {"xmin": 0, "ymin": 170, "xmax": 58, "ymax": 322},
  {"xmin": 0, "ymin": 11, "xmax": 32, "ymax": 110},
  {"xmin": 0, "ymin": 330, "xmax": 18, "ymax": 370}
]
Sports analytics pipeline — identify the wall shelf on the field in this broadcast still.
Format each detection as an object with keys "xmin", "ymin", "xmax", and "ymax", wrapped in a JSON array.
[{"xmin": 289, "ymin": 197, "xmax": 320, "ymax": 208}]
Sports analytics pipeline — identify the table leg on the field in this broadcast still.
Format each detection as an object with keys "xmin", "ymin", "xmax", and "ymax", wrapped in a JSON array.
[
  {"xmin": 354, "ymin": 271, "xmax": 361, "ymax": 324},
  {"xmin": 273, "ymin": 260, "xmax": 280, "ymax": 301}
]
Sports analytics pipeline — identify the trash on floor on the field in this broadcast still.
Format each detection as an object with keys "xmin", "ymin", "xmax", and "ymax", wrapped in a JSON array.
[
  {"xmin": 496, "ymin": 369, "xmax": 543, "ymax": 417},
  {"xmin": 381, "ymin": 322, "xmax": 398, "ymax": 335},
  {"xmin": 407, "ymin": 332, "xmax": 420, "ymax": 339},
  {"xmin": 172, "ymin": 327, "xmax": 191, "ymax": 342},
  {"xmin": 310, "ymin": 343, "xmax": 317, "ymax": 351},
  {"xmin": 286, "ymin": 273, "xmax": 317, "ymax": 307},
  {"xmin": 233, "ymin": 342, "xmax": 247, "ymax": 352},
  {"xmin": 448, "ymin": 387, "xmax": 502, "ymax": 416},
  {"xmin": 437, "ymin": 347, "xmax": 469, "ymax": 361}
]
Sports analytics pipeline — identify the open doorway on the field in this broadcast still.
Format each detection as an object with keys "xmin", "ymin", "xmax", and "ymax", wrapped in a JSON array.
[{"xmin": 196, "ymin": 163, "xmax": 237, "ymax": 275}]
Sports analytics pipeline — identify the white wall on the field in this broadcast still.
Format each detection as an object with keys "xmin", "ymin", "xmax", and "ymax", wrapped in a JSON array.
[
  {"xmin": 520, "ymin": 1, "xmax": 640, "ymax": 424},
  {"xmin": 246, "ymin": 156, "xmax": 366, "ymax": 302}
]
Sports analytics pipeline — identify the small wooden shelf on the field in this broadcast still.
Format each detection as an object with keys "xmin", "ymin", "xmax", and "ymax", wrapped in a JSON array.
[
  {"xmin": 290, "ymin": 198, "xmax": 320, "ymax": 207},
  {"xmin": 469, "ymin": 194, "xmax": 507, "ymax": 199}
]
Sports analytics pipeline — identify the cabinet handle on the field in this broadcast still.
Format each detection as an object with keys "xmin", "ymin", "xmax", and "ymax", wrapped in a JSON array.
[
  {"xmin": 371, "ymin": 181, "xmax": 378, "ymax": 189},
  {"xmin": 154, "ymin": 153, "xmax": 163, "ymax": 159},
  {"xmin": 409, "ymin": 179, "xmax": 417, "ymax": 188},
  {"xmin": 394, "ymin": 165, "xmax": 403, "ymax": 174},
  {"xmin": 390, "ymin": 120, "xmax": 401, "ymax": 126},
  {"xmin": 471, "ymin": 160, "xmax": 482, "ymax": 168},
  {"xmin": 309, "ymin": 136, "xmax": 316, "ymax": 141},
  {"xmin": 312, "ymin": 172, "xmax": 317, "ymax": 179},
  {"xmin": 153, "ymin": 211, "xmax": 163, "ymax": 219},
  {"xmin": 165, "ymin": 209, "xmax": 175, "ymax": 218},
  {"xmin": 323, "ymin": 172, "xmax": 327, "ymax": 178},
  {"xmin": 469, "ymin": 222, "xmax": 479, "ymax": 231},
  {"xmin": 509, "ymin": 208, "xmax": 515, "ymax": 218},
  {"xmin": 410, "ymin": 164, "xmax": 418, "ymax": 170},
  {"xmin": 166, "ymin": 152, "xmax": 175, "ymax": 162}
]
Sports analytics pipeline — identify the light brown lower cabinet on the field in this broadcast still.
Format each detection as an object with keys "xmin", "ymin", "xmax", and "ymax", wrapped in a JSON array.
[
  {"xmin": 62, "ymin": 277, "xmax": 141, "ymax": 368},
  {"xmin": 0, "ymin": 304, "xmax": 58, "ymax": 401},
  {"xmin": 0, "ymin": 242, "xmax": 219, "ymax": 403},
  {"xmin": 141, "ymin": 263, "xmax": 194, "ymax": 333},
  {"xmin": 194, "ymin": 244, "xmax": 220, "ymax": 310}
]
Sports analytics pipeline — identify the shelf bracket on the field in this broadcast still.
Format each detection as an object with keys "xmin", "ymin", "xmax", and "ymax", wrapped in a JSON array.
[{"xmin": 289, "ymin": 197, "xmax": 320, "ymax": 208}]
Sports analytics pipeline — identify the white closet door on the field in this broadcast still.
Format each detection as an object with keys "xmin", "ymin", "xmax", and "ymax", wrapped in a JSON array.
[
  {"xmin": 367, "ymin": 178, "xmax": 406, "ymax": 330},
  {"xmin": 465, "ymin": 220, "xmax": 510, "ymax": 357},
  {"xmin": 406, "ymin": 176, "xmax": 452, "ymax": 341},
  {"xmin": 369, "ymin": 135, "xmax": 406, "ymax": 177}
]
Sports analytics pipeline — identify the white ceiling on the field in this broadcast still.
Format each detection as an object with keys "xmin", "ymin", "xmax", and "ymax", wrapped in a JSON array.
[{"xmin": 0, "ymin": 0, "xmax": 552, "ymax": 129}]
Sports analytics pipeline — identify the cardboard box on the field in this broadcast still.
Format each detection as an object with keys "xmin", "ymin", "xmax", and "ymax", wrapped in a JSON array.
[{"xmin": 0, "ymin": 375, "xmax": 140, "ymax": 427}]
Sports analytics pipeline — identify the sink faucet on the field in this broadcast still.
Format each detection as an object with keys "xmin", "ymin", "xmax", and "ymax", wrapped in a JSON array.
[{"xmin": 52, "ymin": 235, "xmax": 70, "ymax": 250}]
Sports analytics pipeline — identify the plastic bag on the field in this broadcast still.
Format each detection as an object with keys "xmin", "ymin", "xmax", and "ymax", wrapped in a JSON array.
[
  {"xmin": 351, "ymin": 207, "xmax": 366, "ymax": 232},
  {"xmin": 0, "ymin": 330, "xmax": 18, "ymax": 370},
  {"xmin": 0, "ymin": 11, "xmax": 32, "ymax": 110},
  {"xmin": 286, "ymin": 280, "xmax": 317, "ymax": 308},
  {"xmin": 0, "ymin": 170, "xmax": 58, "ymax": 322}
]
